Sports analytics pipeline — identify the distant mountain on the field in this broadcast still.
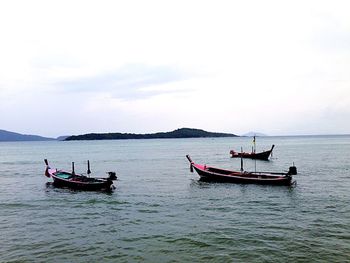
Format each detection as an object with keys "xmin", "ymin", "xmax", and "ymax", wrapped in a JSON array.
[
  {"xmin": 0, "ymin": 129, "xmax": 55, "ymax": 141},
  {"xmin": 65, "ymin": 128, "xmax": 238, "ymax": 141},
  {"xmin": 56, "ymin": 135, "xmax": 70, "ymax": 141},
  {"xmin": 242, "ymin": 132, "xmax": 267, "ymax": 137}
]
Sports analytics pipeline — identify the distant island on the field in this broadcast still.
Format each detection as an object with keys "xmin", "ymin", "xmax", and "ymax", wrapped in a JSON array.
[
  {"xmin": 56, "ymin": 136, "xmax": 70, "ymax": 141},
  {"xmin": 0, "ymin": 129, "xmax": 55, "ymax": 142},
  {"xmin": 65, "ymin": 128, "xmax": 238, "ymax": 141},
  {"xmin": 0, "ymin": 128, "xmax": 237, "ymax": 142}
]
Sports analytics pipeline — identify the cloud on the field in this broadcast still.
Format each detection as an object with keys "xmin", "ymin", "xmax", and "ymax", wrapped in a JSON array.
[
  {"xmin": 53, "ymin": 64, "xmax": 192, "ymax": 100},
  {"xmin": 1, "ymin": 0, "xmax": 350, "ymax": 137}
]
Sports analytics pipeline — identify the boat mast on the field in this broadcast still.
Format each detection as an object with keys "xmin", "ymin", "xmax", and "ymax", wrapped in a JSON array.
[
  {"xmin": 240, "ymin": 147, "xmax": 243, "ymax": 172},
  {"xmin": 254, "ymin": 156, "xmax": 257, "ymax": 173},
  {"xmin": 253, "ymin": 135, "xmax": 256, "ymax": 153},
  {"xmin": 87, "ymin": 160, "xmax": 91, "ymax": 176},
  {"xmin": 253, "ymin": 136, "xmax": 257, "ymax": 172},
  {"xmin": 72, "ymin": 162, "xmax": 75, "ymax": 175}
]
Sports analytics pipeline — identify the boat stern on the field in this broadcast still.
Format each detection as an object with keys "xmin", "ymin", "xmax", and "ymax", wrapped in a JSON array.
[{"xmin": 288, "ymin": 165, "xmax": 297, "ymax": 175}]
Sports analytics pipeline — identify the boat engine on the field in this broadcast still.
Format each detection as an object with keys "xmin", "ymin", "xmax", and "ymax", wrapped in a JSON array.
[
  {"xmin": 107, "ymin": 171, "xmax": 117, "ymax": 180},
  {"xmin": 288, "ymin": 166, "xmax": 297, "ymax": 175}
]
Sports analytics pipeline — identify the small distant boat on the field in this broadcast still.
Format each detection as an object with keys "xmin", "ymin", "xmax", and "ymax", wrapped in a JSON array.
[
  {"xmin": 44, "ymin": 159, "xmax": 117, "ymax": 191},
  {"xmin": 230, "ymin": 144, "xmax": 274, "ymax": 161},
  {"xmin": 230, "ymin": 136, "xmax": 274, "ymax": 160},
  {"xmin": 186, "ymin": 155, "xmax": 296, "ymax": 186}
]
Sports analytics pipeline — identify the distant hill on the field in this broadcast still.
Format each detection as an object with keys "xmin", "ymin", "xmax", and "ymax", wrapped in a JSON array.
[
  {"xmin": 0, "ymin": 129, "xmax": 55, "ymax": 141},
  {"xmin": 56, "ymin": 136, "xmax": 70, "ymax": 141},
  {"xmin": 65, "ymin": 128, "xmax": 238, "ymax": 141}
]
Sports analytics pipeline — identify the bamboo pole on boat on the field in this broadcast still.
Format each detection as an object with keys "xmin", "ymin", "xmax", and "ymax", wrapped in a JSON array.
[
  {"xmin": 72, "ymin": 162, "xmax": 75, "ymax": 175},
  {"xmin": 254, "ymin": 157, "xmax": 257, "ymax": 173},
  {"xmin": 87, "ymin": 160, "xmax": 91, "ymax": 175},
  {"xmin": 240, "ymin": 147, "xmax": 243, "ymax": 172},
  {"xmin": 253, "ymin": 136, "xmax": 256, "ymax": 153}
]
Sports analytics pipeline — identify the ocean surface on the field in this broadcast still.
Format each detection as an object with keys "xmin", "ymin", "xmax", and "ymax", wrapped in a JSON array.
[{"xmin": 0, "ymin": 136, "xmax": 349, "ymax": 262}]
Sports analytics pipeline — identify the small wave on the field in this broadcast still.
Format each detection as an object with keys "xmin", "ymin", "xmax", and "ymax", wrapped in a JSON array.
[
  {"xmin": 0, "ymin": 203, "xmax": 40, "ymax": 209},
  {"xmin": 137, "ymin": 209, "xmax": 159, "ymax": 213},
  {"xmin": 164, "ymin": 236, "xmax": 211, "ymax": 248}
]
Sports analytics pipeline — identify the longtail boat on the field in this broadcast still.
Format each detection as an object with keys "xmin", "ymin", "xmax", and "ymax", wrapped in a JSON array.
[
  {"xmin": 186, "ymin": 155, "xmax": 296, "ymax": 186},
  {"xmin": 44, "ymin": 159, "xmax": 117, "ymax": 191},
  {"xmin": 230, "ymin": 145, "xmax": 274, "ymax": 161}
]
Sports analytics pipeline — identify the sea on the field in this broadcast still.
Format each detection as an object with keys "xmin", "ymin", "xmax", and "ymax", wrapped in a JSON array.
[{"xmin": 0, "ymin": 136, "xmax": 349, "ymax": 262}]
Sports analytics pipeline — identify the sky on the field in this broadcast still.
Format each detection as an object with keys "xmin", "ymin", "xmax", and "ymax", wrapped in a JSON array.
[{"xmin": 0, "ymin": 0, "xmax": 349, "ymax": 137}]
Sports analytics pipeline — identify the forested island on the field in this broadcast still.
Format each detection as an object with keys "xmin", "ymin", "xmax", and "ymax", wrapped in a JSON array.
[{"xmin": 65, "ymin": 128, "xmax": 237, "ymax": 141}]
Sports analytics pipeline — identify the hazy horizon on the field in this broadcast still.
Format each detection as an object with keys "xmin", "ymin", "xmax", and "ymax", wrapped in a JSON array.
[
  {"xmin": 1, "ymin": 127, "xmax": 349, "ymax": 139},
  {"xmin": 1, "ymin": 0, "xmax": 349, "ymax": 137}
]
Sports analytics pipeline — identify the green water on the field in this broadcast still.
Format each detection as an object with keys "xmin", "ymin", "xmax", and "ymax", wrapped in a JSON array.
[{"xmin": 0, "ymin": 136, "xmax": 349, "ymax": 262}]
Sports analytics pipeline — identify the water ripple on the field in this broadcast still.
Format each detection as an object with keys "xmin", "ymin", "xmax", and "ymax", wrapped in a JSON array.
[{"xmin": 1, "ymin": 137, "xmax": 350, "ymax": 262}]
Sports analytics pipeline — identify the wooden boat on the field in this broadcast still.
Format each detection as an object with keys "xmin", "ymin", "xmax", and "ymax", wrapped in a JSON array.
[
  {"xmin": 44, "ymin": 159, "xmax": 117, "ymax": 191},
  {"xmin": 230, "ymin": 145, "xmax": 275, "ymax": 160},
  {"xmin": 186, "ymin": 155, "xmax": 296, "ymax": 186}
]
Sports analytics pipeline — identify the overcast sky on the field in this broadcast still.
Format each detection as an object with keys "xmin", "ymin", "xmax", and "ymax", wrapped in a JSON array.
[{"xmin": 0, "ymin": 0, "xmax": 349, "ymax": 137}]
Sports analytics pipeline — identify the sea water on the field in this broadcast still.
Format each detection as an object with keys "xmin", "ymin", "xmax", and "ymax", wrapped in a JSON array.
[{"xmin": 0, "ymin": 136, "xmax": 349, "ymax": 262}]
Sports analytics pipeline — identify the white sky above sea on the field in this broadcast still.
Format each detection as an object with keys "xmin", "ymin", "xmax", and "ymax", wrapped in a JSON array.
[{"xmin": 0, "ymin": 0, "xmax": 349, "ymax": 137}]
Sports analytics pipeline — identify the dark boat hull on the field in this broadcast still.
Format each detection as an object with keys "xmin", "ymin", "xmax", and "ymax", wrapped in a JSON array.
[
  {"xmin": 47, "ymin": 169, "xmax": 113, "ymax": 191},
  {"xmin": 193, "ymin": 166, "xmax": 292, "ymax": 186},
  {"xmin": 187, "ymin": 155, "xmax": 293, "ymax": 186},
  {"xmin": 230, "ymin": 145, "xmax": 274, "ymax": 161}
]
